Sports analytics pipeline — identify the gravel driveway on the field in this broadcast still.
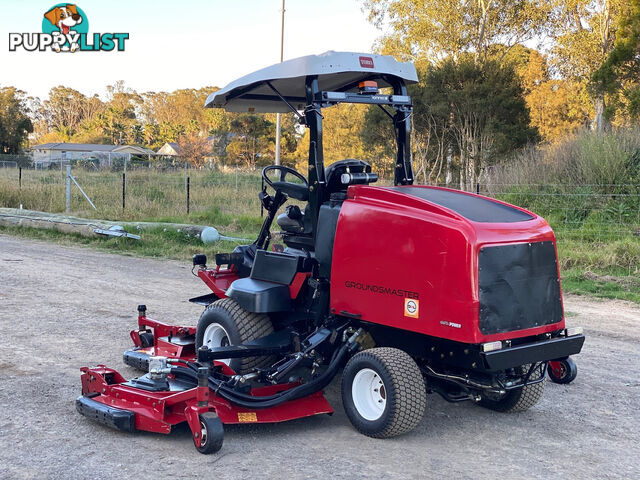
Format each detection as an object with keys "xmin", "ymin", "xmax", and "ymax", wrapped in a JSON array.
[{"xmin": 1, "ymin": 234, "xmax": 638, "ymax": 479}]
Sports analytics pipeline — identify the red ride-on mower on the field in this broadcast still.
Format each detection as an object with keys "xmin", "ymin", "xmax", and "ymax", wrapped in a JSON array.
[{"xmin": 76, "ymin": 52, "xmax": 585, "ymax": 454}]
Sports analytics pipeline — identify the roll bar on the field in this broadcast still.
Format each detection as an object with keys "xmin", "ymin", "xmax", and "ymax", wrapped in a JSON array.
[{"xmin": 301, "ymin": 75, "xmax": 414, "ymax": 239}]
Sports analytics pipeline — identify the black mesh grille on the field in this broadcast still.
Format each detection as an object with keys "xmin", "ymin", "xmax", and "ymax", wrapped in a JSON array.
[{"xmin": 479, "ymin": 241, "xmax": 563, "ymax": 335}]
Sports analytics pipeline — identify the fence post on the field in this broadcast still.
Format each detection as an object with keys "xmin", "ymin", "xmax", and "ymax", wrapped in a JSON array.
[
  {"xmin": 235, "ymin": 166, "xmax": 238, "ymax": 192},
  {"xmin": 122, "ymin": 172, "xmax": 126, "ymax": 210},
  {"xmin": 66, "ymin": 165, "xmax": 71, "ymax": 212},
  {"xmin": 187, "ymin": 176, "xmax": 190, "ymax": 214},
  {"xmin": 18, "ymin": 167, "xmax": 22, "ymax": 189}
]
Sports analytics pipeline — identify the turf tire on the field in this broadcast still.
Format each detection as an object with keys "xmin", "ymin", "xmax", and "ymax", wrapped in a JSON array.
[
  {"xmin": 195, "ymin": 298, "xmax": 274, "ymax": 374},
  {"xmin": 341, "ymin": 347, "xmax": 426, "ymax": 438},
  {"xmin": 478, "ymin": 365, "xmax": 546, "ymax": 413}
]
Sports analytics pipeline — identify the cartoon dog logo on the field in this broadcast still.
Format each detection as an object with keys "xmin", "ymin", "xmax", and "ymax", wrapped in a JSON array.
[{"xmin": 44, "ymin": 4, "xmax": 83, "ymax": 52}]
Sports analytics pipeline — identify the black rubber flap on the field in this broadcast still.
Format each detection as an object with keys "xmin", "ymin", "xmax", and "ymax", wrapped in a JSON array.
[
  {"xmin": 76, "ymin": 395, "xmax": 135, "ymax": 432},
  {"xmin": 388, "ymin": 187, "xmax": 534, "ymax": 223},
  {"xmin": 479, "ymin": 241, "xmax": 562, "ymax": 335}
]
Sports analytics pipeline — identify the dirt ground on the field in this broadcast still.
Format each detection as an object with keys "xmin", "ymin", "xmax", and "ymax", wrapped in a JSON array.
[{"xmin": 1, "ymin": 234, "xmax": 639, "ymax": 480}]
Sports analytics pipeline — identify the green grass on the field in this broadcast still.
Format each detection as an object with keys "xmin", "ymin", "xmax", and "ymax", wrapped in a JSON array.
[
  {"xmin": 0, "ymin": 168, "xmax": 265, "ymax": 255},
  {"xmin": 2, "ymin": 221, "xmax": 638, "ymax": 303},
  {"xmin": 556, "ymin": 237, "xmax": 640, "ymax": 303},
  {"xmin": 0, "ymin": 224, "xmax": 253, "ymax": 261},
  {"xmin": 561, "ymin": 269, "xmax": 640, "ymax": 303}
]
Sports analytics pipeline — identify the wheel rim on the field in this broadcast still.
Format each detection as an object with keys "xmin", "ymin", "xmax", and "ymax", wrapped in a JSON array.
[
  {"xmin": 202, "ymin": 323, "xmax": 231, "ymax": 365},
  {"xmin": 550, "ymin": 362, "xmax": 567, "ymax": 379},
  {"xmin": 352, "ymin": 368, "xmax": 387, "ymax": 421},
  {"xmin": 199, "ymin": 419, "xmax": 208, "ymax": 447}
]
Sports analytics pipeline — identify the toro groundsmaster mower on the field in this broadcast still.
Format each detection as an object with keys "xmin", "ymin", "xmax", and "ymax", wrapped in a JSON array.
[{"xmin": 76, "ymin": 52, "xmax": 585, "ymax": 453}]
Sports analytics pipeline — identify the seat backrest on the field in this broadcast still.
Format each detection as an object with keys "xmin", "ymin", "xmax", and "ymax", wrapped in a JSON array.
[
  {"xmin": 324, "ymin": 159, "xmax": 372, "ymax": 200},
  {"xmin": 315, "ymin": 200, "xmax": 343, "ymax": 277}
]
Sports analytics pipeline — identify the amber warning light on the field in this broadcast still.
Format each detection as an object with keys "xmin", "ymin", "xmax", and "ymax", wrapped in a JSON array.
[{"xmin": 358, "ymin": 81, "xmax": 378, "ymax": 94}]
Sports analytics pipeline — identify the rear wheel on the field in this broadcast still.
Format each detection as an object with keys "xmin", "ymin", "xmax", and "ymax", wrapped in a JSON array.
[
  {"xmin": 548, "ymin": 358, "xmax": 578, "ymax": 384},
  {"xmin": 341, "ymin": 347, "xmax": 426, "ymax": 438},
  {"xmin": 195, "ymin": 298, "xmax": 274, "ymax": 374},
  {"xmin": 478, "ymin": 365, "xmax": 546, "ymax": 413}
]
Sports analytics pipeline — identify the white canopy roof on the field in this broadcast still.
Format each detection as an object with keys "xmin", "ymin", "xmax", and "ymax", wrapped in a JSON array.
[{"xmin": 205, "ymin": 51, "xmax": 418, "ymax": 113}]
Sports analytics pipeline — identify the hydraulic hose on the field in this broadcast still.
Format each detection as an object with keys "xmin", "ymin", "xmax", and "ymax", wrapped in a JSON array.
[
  {"xmin": 174, "ymin": 362, "xmax": 287, "ymax": 401},
  {"xmin": 217, "ymin": 342, "xmax": 350, "ymax": 409},
  {"xmin": 171, "ymin": 341, "xmax": 353, "ymax": 409},
  {"xmin": 174, "ymin": 339, "xmax": 348, "ymax": 403},
  {"xmin": 171, "ymin": 365, "xmax": 286, "ymax": 402}
]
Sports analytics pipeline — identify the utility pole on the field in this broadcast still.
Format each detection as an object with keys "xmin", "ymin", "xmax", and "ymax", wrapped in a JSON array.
[{"xmin": 274, "ymin": 0, "xmax": 285, "ymax": 165}]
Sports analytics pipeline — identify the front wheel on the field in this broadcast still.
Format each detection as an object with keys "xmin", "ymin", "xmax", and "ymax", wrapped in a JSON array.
[
  {"xmin": 195, "ymin": 298, "xmax": 274, "ymax": 374},
  {"xmin": 548, "ymin": 358, "xmax": 578, "ymax": 384},
  {"xmin": 194, "ymin": 412, "xmax": 224, "ymax": 454},
  {"xmin": 341, "ymin": 347, "xmax": 426, "ymax": 438}
]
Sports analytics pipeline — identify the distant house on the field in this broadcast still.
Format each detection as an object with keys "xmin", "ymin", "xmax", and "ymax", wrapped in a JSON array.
[
  {"xmin": 30, "ymin": 143, "xmax": 155, "ymax": 168},
  {"xmin": 156, "ymin": 142, "xmax": 181, "ymax": 156},
  {"xmin": 156, "ymin": 137, "xmax": 223, "ymax": 167}
]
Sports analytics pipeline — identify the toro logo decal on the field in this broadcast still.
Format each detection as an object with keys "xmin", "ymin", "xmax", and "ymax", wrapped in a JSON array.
[
  {"xmin": 8, "ymin": 4, "xmax": 129, "ymax": 53},
  {"xmin": 404, "ymin": 298, "xmax": 419, "ymax": 318},
  {"xmin": 359, "ymin": 56, "xmax": 374, "ymax": 68}
]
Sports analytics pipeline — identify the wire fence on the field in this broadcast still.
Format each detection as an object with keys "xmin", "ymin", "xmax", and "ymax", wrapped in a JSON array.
[
  {"xmin": 480, "ymin": 183, "xmax": 640, "ymax": 242},
  {"xmin": 0, "ymin": 163, "xmax": 264, "ymax": 221},
  {"xmin": 0, "ymin": 164, "xmax": 638, "ymax": 242},
  {"xmin": 0, "ymin": 153, "xmax": 33, "ymax": 168}
]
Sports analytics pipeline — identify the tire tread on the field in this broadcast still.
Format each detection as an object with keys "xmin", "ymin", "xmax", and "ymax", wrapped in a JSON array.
[
  {"xmin": 200, "ymin": 298, "xmax": 274, "ymax": 372},
  {"xmin": 343, "ymin": 347, "xmax": 426, "ymax": 438},
  {"xmin": 479, "ymin": 365, "xmax": 546, "ymax": 413}
]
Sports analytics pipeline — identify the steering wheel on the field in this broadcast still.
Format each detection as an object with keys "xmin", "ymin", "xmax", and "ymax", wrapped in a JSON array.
[{"xmin": 261, "ymin": 165, "xmax": 310, "ymax": 201}]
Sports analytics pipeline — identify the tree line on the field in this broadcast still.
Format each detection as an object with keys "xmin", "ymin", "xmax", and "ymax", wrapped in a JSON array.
[{"xmin": 1, "ymin": 0, "xmax": 638, "ymax": 188}]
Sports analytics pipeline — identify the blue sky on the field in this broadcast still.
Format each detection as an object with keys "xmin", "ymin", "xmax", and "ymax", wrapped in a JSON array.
[{"xmin": 0, "ymin": 0, "xmax": 381, "ymax": 99}]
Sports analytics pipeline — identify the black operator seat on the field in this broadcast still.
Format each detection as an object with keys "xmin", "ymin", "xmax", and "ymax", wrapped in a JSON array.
[
  {"xmin": 275, "ymin": 170, "xmax": 311, "ymax": 234},
  {"xmin": 323, "ymin": 159, "xmax": 377, "ymax": 201},
  {"xmin": 276, "ymin": 159, "xmax": 376, "ymax": 234},
  {"xmin": 277, "ymin": 204, "xmax": 309, "ymax": 234},
  {"xmin": 276, "ymin": 159, "xmax": 377, "ymax": 252},
  {"xmin": 313, "ymin": 159, "xmax": 377, "ymax": 277}
]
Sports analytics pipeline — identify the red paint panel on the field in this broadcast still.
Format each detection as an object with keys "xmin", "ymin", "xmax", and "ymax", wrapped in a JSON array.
[
  {"xmin": 198, "ymin": 268, "xmax": 238, "ymax": 297},
  {"xmin": 289, "ymin": 272, "xmax": 310, "ymax": 298},
  {"xmin": 330, "ymin": 185, "xmax": 564, "ymax": 344}
]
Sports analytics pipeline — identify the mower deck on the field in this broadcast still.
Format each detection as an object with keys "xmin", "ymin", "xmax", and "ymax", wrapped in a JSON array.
[{"xmin": 77, "ymin": 364, "xmax": 333, "ymax": 441}]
